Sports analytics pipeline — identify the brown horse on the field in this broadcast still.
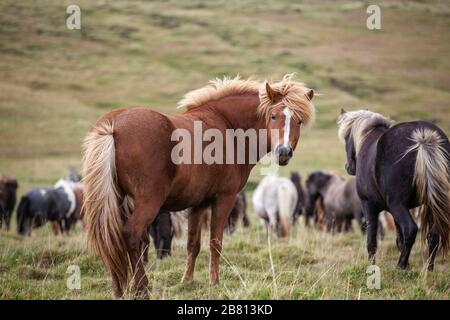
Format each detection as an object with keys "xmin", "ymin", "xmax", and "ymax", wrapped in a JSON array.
[{"xmin": 82, "ymin": 74, "xmax": 315, "ymax": 298}]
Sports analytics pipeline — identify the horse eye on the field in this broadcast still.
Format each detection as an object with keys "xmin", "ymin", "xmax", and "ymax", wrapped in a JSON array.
[
  {"xmin": 271, "ymin": 114, "xmax": 277, "ymax": 120},
  {"xmin": 298, "ymin": 121, "xmax": 302, "ymax": 126}
]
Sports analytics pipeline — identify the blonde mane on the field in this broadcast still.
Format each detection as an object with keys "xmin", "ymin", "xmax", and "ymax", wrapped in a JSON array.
[
  {"xmin": 258, "ymin": 74, "xmax": 315, "ymax": 125},
  {"xmin": 177, "ymin": 76, "xmax": 259, "ymax": 110},
  {"xmin": 337, "ymin": 110, "xmax": 392, "ymax": 155},
  {"xmin": 177, "ymin": 74, "xmax": 315, "ymax": 125}
]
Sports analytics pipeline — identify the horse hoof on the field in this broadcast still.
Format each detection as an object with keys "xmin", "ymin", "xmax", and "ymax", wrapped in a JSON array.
[
  {"xmin": 181, "ymin": 275, "xmax": 193, "ymax": 284},
  {"xmin": 396, "ymin": 263, "xmax": 409, "ymax": 270},
  {"xmin": 135, "ymin": 289, "xmax": 149, "ymax": 300},
  {"xmin": 427, "ymin": 264, "xmax": 434, "ymax": 272}
]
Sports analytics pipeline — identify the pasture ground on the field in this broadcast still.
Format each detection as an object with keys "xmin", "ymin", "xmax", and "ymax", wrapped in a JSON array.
[{"xmin": 0, "ymin": 0, "xmax": 449, "ymax": 299}]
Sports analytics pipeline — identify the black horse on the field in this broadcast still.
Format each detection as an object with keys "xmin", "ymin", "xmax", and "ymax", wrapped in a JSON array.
[
  {"xmin": 146, "ymin": 210, "xmax": 174, "ymax": 260},
  {"xmin": 290, "ymin": 172, "xmax": 307, "ymax": 225},
  {"xmin": 338, "ymin": 109, "xmax": 449, "ymax": 270},
  {"xmin": 17, "ymin": 181, "xmax": 83, "ymax": 236},
  {"xmin": 0, "ymin": 176, "xmax": 18, "ymax": 230},
  {"xmin": 17, "ymin": 188, "xmax": 49, "ymax": 235},
  {"xmin": 141, "ymin": 209, "xmax": 188, "ymax": 260}
]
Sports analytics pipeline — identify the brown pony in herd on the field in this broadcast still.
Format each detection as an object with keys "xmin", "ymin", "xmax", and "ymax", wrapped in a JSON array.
[{"xmin": 82, "ymin": 74, "xmax": 315, "ymax": 298}]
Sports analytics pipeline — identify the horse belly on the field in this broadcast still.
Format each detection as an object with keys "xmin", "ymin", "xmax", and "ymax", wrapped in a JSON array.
[{"xmin": 163, "ymin": 165, "xmax": 226, "ymax": 211}]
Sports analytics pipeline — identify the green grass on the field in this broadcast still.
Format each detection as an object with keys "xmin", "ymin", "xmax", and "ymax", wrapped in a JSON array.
[
  {"xmin": 1, "ymin": 218, "xmax": 448, "ymax": 299},
  {"xmin": 0, "ymin": 0, "xmax": 449, "ymax": 299}
]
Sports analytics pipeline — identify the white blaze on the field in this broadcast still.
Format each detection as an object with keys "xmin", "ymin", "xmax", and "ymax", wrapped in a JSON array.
[{"xmin": 282, "ymin": 107, "xmax": 292, "ymax": 147}]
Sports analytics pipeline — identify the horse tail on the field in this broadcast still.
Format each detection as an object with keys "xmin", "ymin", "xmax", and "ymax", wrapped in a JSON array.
[
  {"xmin": 385, "ymin": 212, "xmax": 396, "ymax": 231},
  {"xmin": 408, "ymin": 128, "xmax": 450, "ymax": 255},
  {"xmin": 277, "ymin": 184, "xmax": 292, "ymax": 237},
  {"xmin": 16, "ymin": 195, "xmax": 29, "ymax": 235},
  {"xmin": 82, "ymin": 120, "xmax": 130, "ymax": 294}
]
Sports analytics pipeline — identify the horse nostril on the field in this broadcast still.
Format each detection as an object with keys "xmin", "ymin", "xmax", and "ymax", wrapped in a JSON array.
[
  {"xmin": 287, "ymin": 148, "xmax": 293, "ymax": 158},
  {"xmin": 274, "ymin": 145, "xmax": 282, "ymax": 157}
]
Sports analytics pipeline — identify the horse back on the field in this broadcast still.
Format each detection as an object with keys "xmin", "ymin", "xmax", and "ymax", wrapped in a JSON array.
[
  {"xmin": 376, "ymin": 121, "xmax": 449, "ymax": 208},
  {"xmin": 108, "ymin": 108, "xmax": 244, "ymax": 210},
  {"xmin": 324, "ymin": 176, "xmax": 355, "ymax": 216},
  {"xmin": 102, "ymin": 108, "xmax": 174, "ymax": 199}
]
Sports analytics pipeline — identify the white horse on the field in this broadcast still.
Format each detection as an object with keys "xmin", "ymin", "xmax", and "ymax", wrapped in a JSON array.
[{"xmin": 252, "ymin": 175, "xmax": 298, "ymax": 238}]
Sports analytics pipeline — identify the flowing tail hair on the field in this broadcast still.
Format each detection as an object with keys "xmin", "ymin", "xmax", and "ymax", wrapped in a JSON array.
[
  {"xmin": 277, "ymin": 184, "xmax": 292, "ymax": 237},
  {"xmin": 405, "ymin": 128, "xmax": 450, "ymax": 255},
  {"xmin": 82, "ymin": 121, "xmax": 131, "ymax": 295}
]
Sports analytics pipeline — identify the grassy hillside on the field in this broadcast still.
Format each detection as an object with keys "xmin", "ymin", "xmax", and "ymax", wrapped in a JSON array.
[{"xmin": 0, "ymin": 0, "xmax": 449, "ymax": 299}]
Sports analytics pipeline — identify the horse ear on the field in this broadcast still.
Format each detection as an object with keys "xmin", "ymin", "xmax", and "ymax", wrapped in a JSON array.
[
  {"xmin": 265, "ymin": 82, "xmax": 276, "ymax": 103},
  {"xmin": 306, "ymin": 89, "xmax": 314, "ymax": 101},
  {"xmin": 340, "ymin": 108, "xmax": 347, "ymax": 115}
]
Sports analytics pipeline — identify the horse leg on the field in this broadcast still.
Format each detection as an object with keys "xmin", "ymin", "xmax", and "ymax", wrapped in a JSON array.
[
  {"xmin": 389, "ymin": 204, "xmax": 418, "ymax": 269},
  {"xmin": 267, "ymin": 209, "xmax": 278, "ymax": 237},
  {"xmin": 209, "ymin": 194, "xmax": 236, "ymax": 285},
  {"xmin": 141, "ymin": 231, "xmax": 150, "ymax": 264},
  {"xmin": 334, "ymin": 216, "xmax": 341, "ymax": 234},
  {"xmin": 259, "ymin": 218, "xmax": 269, "ymax": 239},
  {"xmin": 356, "ymin": 210, "xmax": 366, "ymax": 234},
  {"xmin": 50, "ymin": 221, "xmax": 60, "ymax": 235},
  {"xmin": 58, "ymin": 221, "xmax": 65, "ymax": 235},
  {"xmin": 347, "ymin": 217, "xmax": 354, "ymax": 232},
  {"xmin": 395, "ymin": 221, "xmax": 404, "ymax": 251},
  {"xmin": 111, "ymin": 272, "xmax": 124, "ymax": 298},
  {"xmin": 181, "ymin": 207, "xmax": 205, "ymax": 282},
  {"xmin": 242, "ymin": 210, "xmax": 250, "ymax": 228},
  {"xmin": 325, "ymin": 214, "xmax": 333, "ymax": 233},
  {"xmin": 362, "ymin": 201, "xmax": 380, "ymax": 263},
  {"xmin": 5, "ymin": 211, "xmax": 11, "ymax": 231},
  {"xmin": 304, "ymin": 211, "xmax": 310, "ymax": 227},
  {"xmin": 427, "ymin": 228, "xmax": 439, "ymax": 271},
  {"xmin": 426, "ymin": 212, "xmax": 439, "ymax": 271},
  {"xmin": 123, "ymin": 198, "xmax": 161, "ymax": 299}
]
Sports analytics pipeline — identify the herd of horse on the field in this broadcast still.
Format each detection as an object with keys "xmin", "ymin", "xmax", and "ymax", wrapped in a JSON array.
[{"xmin": 0, "ymin": 74, "xmax": 448, "ymax": 299}]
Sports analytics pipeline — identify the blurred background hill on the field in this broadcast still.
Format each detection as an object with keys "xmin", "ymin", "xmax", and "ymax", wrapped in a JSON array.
[{"xmin": 1, "ymin": 0, "xmax": 449, "ymax": 191}]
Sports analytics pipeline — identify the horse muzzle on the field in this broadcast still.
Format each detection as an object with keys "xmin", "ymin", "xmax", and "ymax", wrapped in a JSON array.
[
  {"xmin": 275, "ymin": 145, "xmax": 293, "ymax": 166},
  {"xmin": 345, "ymin": 162, "xmax": 356, "ymax": 175}
]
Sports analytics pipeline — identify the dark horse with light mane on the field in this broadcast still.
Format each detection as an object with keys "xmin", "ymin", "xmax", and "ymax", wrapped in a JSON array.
[
  {"xmin": 338, "ymin": 109, "xmax": 449, "ymax": 271},
  {"xmin": 82, "ymin": 74, "xmax": 315, "ymax": 298}
]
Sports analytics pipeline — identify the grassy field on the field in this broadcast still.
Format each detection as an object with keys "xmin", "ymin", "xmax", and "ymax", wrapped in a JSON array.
[{"xmin": 0, "ymin": 0, "xmax": 449, "ymax": 299}]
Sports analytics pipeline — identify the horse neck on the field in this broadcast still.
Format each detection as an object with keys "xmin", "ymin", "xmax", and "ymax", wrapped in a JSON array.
[
  {"xmin": 208, "ymin": 93, "xmax": 265, "ymax": 130},
  {"xmin": 359, "ymin": 126, "xmax": 387, "ymax": 156},
  {"xmin": 189, "ymin": 93, "xmax": 271, "ymax": 157}
]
